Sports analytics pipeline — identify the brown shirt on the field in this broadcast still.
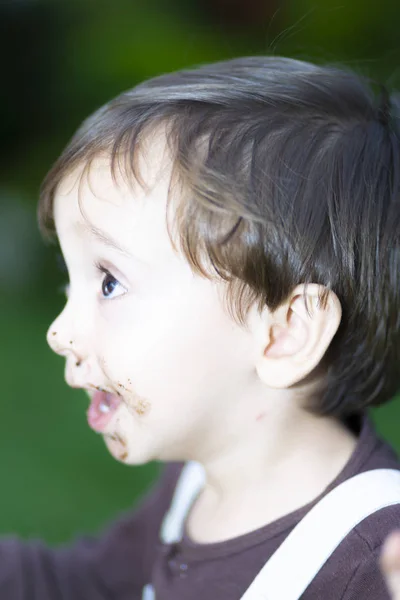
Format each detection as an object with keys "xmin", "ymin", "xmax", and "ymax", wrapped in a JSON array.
[{"xmin": 1, "ymin": 414, "xmax": 399, "ymax": 599}]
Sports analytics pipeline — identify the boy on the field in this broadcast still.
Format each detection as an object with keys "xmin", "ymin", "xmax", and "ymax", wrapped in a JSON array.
[{"xmin": 3, "ymin": 56, "xmax": 400, "ymax": 598}]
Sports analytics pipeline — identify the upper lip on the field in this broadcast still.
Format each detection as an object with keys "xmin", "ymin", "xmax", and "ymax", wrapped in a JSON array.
[
  {"xmin": 84, "ymin": 384, "xmax": 115, "ymax": 401},
  {"xmin": 64, "ymin": 362, "xmax": 117, "ymax": 399}
]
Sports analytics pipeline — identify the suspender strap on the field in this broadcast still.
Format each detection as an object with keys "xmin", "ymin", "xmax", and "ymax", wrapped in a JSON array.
[
  {"xmin": 160, "ymin": 461, "xmax": 206, "ymax": 544},
  {"xmin": 142, "ymin": 584, "xmax": 156, "ymax": 600},
  {"xmin": 240, "ymin": 468, "xmax": 400, "ymax": 600},
  {"xmin": 142, "ymin": 463, "xmax": 205, "ymax": 600}
]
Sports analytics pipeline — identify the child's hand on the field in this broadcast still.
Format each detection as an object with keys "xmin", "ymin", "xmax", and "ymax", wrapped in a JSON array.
[{"xmin": 380, "ymin": 531, "xmax": 400, "ymax": 600}]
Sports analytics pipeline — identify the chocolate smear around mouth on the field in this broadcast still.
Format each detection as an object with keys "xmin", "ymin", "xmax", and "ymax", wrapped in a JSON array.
[
  {"xmin": 114, "ymin": 432, "xmax": 127, "ymax": 447},
  {"xmin": 134, "ymin": 397, "xmax": 151, "ymax": 416}
]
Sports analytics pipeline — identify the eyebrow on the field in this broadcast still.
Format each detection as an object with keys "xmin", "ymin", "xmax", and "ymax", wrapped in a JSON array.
[{"xmin": 77, "ymin": 222, "xmax": 132, "ymax": 257}]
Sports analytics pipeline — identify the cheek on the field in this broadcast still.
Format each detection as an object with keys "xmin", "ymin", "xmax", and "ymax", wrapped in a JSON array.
[
  {"xmin": 104, "ymin": 308, "xmax": 213, "ymax": 403},
  {"xmin": 131, "ymin": 321, "xmax": 243, "ymax": 421},
  {"xmin": 99, "ymin": 282, "xmax": 254, "ymax": 418},
  {"xmin": 98, "ymin": 299, "xmax": 257, "ymax": 463}
]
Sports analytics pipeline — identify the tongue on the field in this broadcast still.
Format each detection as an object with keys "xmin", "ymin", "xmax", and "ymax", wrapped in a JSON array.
[{"xmin": 87, "ymin": 391, "xmax": 121, "ymax": 432}]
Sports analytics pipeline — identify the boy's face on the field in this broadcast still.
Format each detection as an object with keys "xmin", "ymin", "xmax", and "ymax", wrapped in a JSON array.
[{"xmin": 47, "ymin": 154, "xmax": 261, "ymax": 465}]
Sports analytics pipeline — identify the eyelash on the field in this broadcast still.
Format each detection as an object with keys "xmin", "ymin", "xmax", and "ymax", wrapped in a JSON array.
[{"xmin": 55, "ymin": 253, "xmax": 125, "ymax": 300}]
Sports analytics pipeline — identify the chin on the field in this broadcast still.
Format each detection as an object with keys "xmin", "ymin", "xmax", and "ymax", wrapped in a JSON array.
[{"xmin": 103, "ymin": 435, "xmax": 158, "ymax": 466}]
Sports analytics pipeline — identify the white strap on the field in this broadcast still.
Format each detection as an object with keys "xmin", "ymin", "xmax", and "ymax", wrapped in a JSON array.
[
  {"xmin": 142, "ymin": 463, "xmax": 205, "ymax": 600},
  {"xmin": 241, "ymin": 468, "xmax": 400, "ymax": 600},
  {"xmin": 141, "ymin": 583, "xmax": 156, "ymax": 600},
  {"xmin": 160, "ymin": 461, "xmax": 206, "ymax": 544}
]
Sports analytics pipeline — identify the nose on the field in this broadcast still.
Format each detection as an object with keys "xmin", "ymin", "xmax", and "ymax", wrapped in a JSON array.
[
  {"xmin": 46, "ymin": 305, "xmax": 80, "ymax": 358},
  {"xmin": 46, "ymin": 302, "xmax": 90, "ymax": 386}
]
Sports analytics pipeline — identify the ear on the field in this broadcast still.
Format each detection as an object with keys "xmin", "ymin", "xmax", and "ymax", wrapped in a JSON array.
[{"xmin": 255, "ymin": 284, "xmax": 342, "ymax": 388}]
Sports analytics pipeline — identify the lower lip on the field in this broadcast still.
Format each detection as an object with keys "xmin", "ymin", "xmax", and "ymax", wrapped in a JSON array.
[{"xmin": 87, "ymin": 391, "xmax": 121, "ymax": 432}]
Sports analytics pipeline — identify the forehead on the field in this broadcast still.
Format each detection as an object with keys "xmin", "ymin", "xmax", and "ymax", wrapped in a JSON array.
[{"xmin": 53, "ymin": 150, "xmax": 178, "ymax": 263}]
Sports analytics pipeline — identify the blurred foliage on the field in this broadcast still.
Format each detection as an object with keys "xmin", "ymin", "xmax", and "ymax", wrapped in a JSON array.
[{"xmin": 1, "ymin": 0, "xmax": 400, "ymax": 543}]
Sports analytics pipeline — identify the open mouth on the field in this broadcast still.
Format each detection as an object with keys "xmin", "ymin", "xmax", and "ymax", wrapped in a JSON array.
[{"xmin": 87, "ymin": 390, "xmax": 122, "ymax": 432}]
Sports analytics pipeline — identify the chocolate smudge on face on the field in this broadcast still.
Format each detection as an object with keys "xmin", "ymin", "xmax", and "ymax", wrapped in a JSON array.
[
  {"xmin": 99, "ymin": 355, "xmax": 108, "ymax": 369},
  {"xmin": 119, "ymin": 451, "xmax": 128, "ymax": 461},
  {"xmin": 114, "ymin": 432, "xmax": 127, "ymax": 448},
  {"xmin": 111, "ymin": 381, "xmax": 150, "ymax": 418},
  {"xmin": 95, "ymin": 385, "xmax": 107, "ymax": 393},
  {"xmin": 134, "ymin": 397, "xmax": 151, "ymax": 416},
  {"xmin": 52, "ymin": 331, "xmax": 57, "ymax": 336}
]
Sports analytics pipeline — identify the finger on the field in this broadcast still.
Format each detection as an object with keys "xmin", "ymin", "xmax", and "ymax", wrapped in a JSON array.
[{"xmin": 380, "ymin": 531, "xmax": 400, "ymax": 600}]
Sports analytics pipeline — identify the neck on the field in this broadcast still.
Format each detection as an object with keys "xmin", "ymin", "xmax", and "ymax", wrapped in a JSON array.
[{"xmin": 187, "ymin": 401, "xmax": 358, "ymax": 544}]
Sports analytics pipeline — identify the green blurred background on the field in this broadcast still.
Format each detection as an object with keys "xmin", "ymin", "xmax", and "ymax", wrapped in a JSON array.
[{"xmin": 1, "ymin": 0, "xmax": 400, "ymax": 544}]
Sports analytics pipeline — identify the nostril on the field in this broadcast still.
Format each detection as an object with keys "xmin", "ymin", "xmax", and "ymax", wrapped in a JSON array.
[{"xmin": 65, "ymin": 358, "xmax": 88, "ymax": 388}]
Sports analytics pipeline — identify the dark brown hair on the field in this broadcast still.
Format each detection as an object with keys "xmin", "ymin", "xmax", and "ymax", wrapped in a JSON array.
[{"xmin": 38, "ymin": 56, "xmax": 400, "ymax": 417}]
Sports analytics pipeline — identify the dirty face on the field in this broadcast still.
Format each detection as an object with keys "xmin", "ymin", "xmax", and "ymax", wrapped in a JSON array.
[{"xmin": 46, "ymin": 151, "xmax": 260, "ymax": 466}]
